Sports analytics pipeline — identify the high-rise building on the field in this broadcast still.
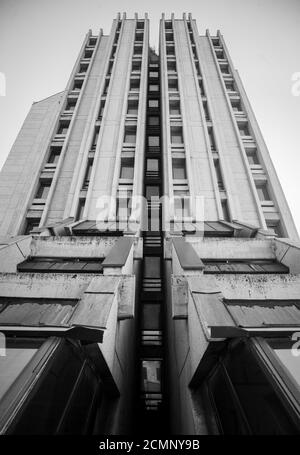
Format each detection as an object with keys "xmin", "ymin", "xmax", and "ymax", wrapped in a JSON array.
[{"xmin": 0, "ymin": 13, "xmax": 299, "ymax": 435}]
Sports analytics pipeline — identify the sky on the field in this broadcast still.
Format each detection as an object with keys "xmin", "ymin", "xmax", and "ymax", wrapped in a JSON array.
[{"xmin": 0, "ymin": 0, "xmax": 299, "ymax": 233}]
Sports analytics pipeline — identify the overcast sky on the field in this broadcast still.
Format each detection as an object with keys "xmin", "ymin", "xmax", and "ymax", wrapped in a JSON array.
[{"xmin": 0, "ymin": 0, "xmax": 299, "ymax": 233}]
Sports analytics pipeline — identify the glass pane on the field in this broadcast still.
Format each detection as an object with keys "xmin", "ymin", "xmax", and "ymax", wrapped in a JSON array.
[
  {"xmin": 149, "ymin": 100, "xmax": 159, "ymax": 108},
  {"xmin": 146, "ymin": 186, "xmax": 159, "ymax": 199},
  {"xmin": 0, "ymin": 339, "xmax": 41, "ymax": 400},
  {"xmin": 120, "ymin": 160, "xmax": 134, "ymax": 179},
  {"xmin": 273, "ymin": 347, "xmax": 300, "ymax": 387},
  {"xmin": 147, "ymin": 159, "xmax": 159, "ymax": 172},
  {"xmin": 148, "ymin": 116, "xmax": 159, "ymax": 126},
  {"xmin": 223, "ymin": 340, "xmax": 299, "ymax": 434},
  {"xmin": 48, "ymin": 151, "xmax": 60, "ymax": 164},
  {"xmin": 36, "ymin": 183, "xmax": 50, "ymax": 199},
  {"xmin": 142, "ymin": 304, "xmax": 161, "ymax": 330},
  {"xmin": 148, "ymin": 136, "xmax": 159, "ymax": 147},
  {"xmin": 172, "ymin": 159, "xmax": 186, "ymax": 179},
  {"xmin": 141, "ymin": 360, "xmax": 162, "ymax": 393},
  {"xmin": 144, "ymin": 256, "xmax": 161, "ymax": 278}
]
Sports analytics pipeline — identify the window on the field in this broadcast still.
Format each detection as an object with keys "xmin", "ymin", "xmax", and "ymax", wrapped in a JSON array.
[
  {"xmin": 216, "ymin": 49, "xmax": 225, "ymax": 59},
  {"xmin": 214, "ymin": 159, "xmax": 224, "ymax": 189},
  {"xmin": 143, "ymin": 303, "xmax": 161, "ymax": 330},
  {"xmin": 144, "ymin": 256, "xmax": 161, "ymax": 278},
  {"xmin": 203, "ymin": 101, "xmax": 210, "ymax": 120},
  {"xmin": 246, "ymin": 149, "xmax": 259, "ymax": 165},
  {"xmin": 171, "ymin": 126, "xmax": 183, "ymax": 144},
  {"xmin": 203, "ymin": 259, "xmax": 289, "ymax": 274},
  {"xmin": 65, "ymin": 99, "xmax": 77, "ymax": 112},
  {"xmin": 120, "ymin": 158, "xmax": 134, "ymax": 179},
  {"xmin": 136, "ymin": 21, "xmax": 144, "ymax": 29},
  {"xmin": 92, "ymin": 127, "xmax": 99, "ymax": 147},
  {"xmin": 238, "ymin": 123, "xmax": 250, "ymax": 136},
  {"xmin": 148, "ymin": 99, "xmax": 159, "ymax": 108},
  {"xmin": 103, "ymin": 78, "xmax": 110, "ymax": 95},
  {"xmin": 174, "ymin": 197, "xmax": 190, "ymax": 219},
  {"xmin": 225, "ymin": 80, "xmax": 235, "ymax": 91},
  {"xmin": 124, "ymin": 126, "xmax": 137, "ymax": 144},
  {"xmin": 116, "ymin": 194, "xmax": 132, "ymax": 220},
  {"xmin": 130, "ymin": 78, "xmax": 140, "ymax": 91},
  {"xmin": 135, "ymin": 32, "xmax": 143, "ymax": 42},
  {"xmin": 0, "ymin": 339, "xmax": 42, "ymax": 401},
  {"xmin": 148, "ymin": 116, "xmax": 159, "ymax": 126},
  {"xmin": 147, "ymin": 159, "xmax": 159, "ymax": 172},
  {"xmin": 220, "ymin": 64, "xmax": 230, "ymax": 74},
  {"xmin": 169, "ymin": 100, "xmax": 181, "ymax": 115},
  {"xmin": 82, "ymin": 159, "xmax": 94, "ymax": 188},
  {"xmin": 204, "ymin": 338, "xmax": 299, "ymax": 434},
  {"xmin": 231, "ymin": 100, "xmax": 242, "ymax": 112},
  {"xmin": 107, "ymin": 60, "xmax": 113, "ymax": 75},
  {"xmin": 149, "ymin": 84, "xmax": 159, "ymax": 92},
  {"xmin": 167, "ymin": 61, "xmax": 176, "ymax": 72},
  {"xmin": 166, "ymin": 45, "xmax": 175, "ymax": 56},
  {"xmin": 24, "ymin": 219, "xmax": 40, "ymax": 235},
  {"xmin": 75, "ymin": 199, "xmax": 86, "ymax": 221},
  {"xmin": 78, "ymin": 63, "xmax": 88, "ymax": 74},
  {"xmin": 195, "ymin": 62, "xmax": 201, "ymax": 76},
  {"xmin": 127, "ymin": 99, "xmax": 139, "ymax": 115},
  {"xmin": 133, "ymin": 45, "xmax": 142, "ymax": 55},
  {"xmin": 35, "ymin": 181, "xmax": 51, "ymax": 200},
  {"xmin": 199, "ymin": 79, "xmax": 205, "ymax": 96},
  {"xmin": 172, "ymin": 158, "xmax": 186, "ymax": 179},
  {"xmin": 73, "ymin": 79, "xmax": 83, "ymax": 91},
  {"xmin": 98, "ymin": 100, "xmax": 105, "ymax": 118},
  {"xmin": 266, "ymin": 220, "xmax": 282, "ymax": 236},
  {"xmin": 165, "ymin": 21, "xmax": 172, "ymax": 29},
  {"xmin": 132, "ymin": 60, "xmax": 141, "ymax": 72},
  {"xmin": 57, "ymin": 122, "xmax": 69, "ymax": 135},
  {"xmin": 165, "ymin": 33, "xmax": 174, "ymax": 42},
  {"xmin": 149, "ymin": 71, "xmax": 158, "ymax": 78},
  {"xmin": 267, "ymin": 338, "xmax": 300, "ymax": 387},
  {"xmin": 47, "ymin": 147, "xmax": 61, "ymax": 164},
  {"xmin": 211, "ymin": 37, "xmax": 220, "ymax": 47},
  {"xmin": 141, "ymin": 359, "xmax": 162, "ymax": 410},
  {"xmin": 146, "ymin": 185, "xmax": 160, "ymax": 200},
  {"xmin": 83, "ymin": 49, "xmax": 93, "ymax": 59},
  {"xmin": 148, "ymin": 136, "xmax": 160, "ymax": 147},
  {"xmin": 88, "ymin": 37, "xmax": 97, "ymax": 46},
  {"xmin": 168, "ymin": 78, "xmax": 178, "ymax": 91},
  {"xmin": 17, "ymin": 258, "xmax": 103, "ymax": 273},
  {"xmin": 208, "ymin": 127, "xmax": 216, "ymax": 151},
  {"xmin": 221, "ymin": 200, "xmax": 230, "ymax": 221},
  {"xmin": 255, "ymin": 183, "xmax": 271, "ymax": 201},
  {"xmin": 110, "ymin": 48, "xmax": 116, "ymax": 60}
]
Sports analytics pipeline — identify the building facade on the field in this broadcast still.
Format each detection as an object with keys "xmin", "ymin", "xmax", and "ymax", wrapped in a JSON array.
[{"xmin": 0, "ymin": 13, "xmax": 299, "ymax": 435}]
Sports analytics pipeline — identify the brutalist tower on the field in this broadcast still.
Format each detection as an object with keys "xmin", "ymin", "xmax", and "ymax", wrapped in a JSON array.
[{"xmin": 0, "ymin": 14, "xmax": 299, "ymax": 435}]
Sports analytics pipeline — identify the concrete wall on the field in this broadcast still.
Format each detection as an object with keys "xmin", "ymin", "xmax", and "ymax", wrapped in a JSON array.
[
  {"xmin": 0, "ymin": 93, "xmax": 64, "ymax": 236},
  {"xmin": 46, "ymin": 35, "xmax": 110, "ymax": 224}
]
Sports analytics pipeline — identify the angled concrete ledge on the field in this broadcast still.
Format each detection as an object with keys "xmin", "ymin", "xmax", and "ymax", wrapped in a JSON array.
[
  {"xmin": 172, "ymin": 237, "xmax": 204, "ymax": 271},
  {"xmin": 102, "ymin": 237, "xmax": 135, "ymax": 268}
]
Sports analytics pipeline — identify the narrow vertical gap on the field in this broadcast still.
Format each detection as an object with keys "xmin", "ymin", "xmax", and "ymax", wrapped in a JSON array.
[{"xmin": 135, "ymin": 47, "xmax": 169, "ymax": 435}]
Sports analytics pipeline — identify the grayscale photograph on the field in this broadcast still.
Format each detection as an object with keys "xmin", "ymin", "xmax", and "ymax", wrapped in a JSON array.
[{"xmin": 0, "ymin": 0, "xmax": 299, "ymax": 444}]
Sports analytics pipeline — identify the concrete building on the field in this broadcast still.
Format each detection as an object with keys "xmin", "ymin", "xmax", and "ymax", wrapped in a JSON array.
[{"xmin": 0, "ymin": 13, "xmax": 299, "ymax": 435}]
